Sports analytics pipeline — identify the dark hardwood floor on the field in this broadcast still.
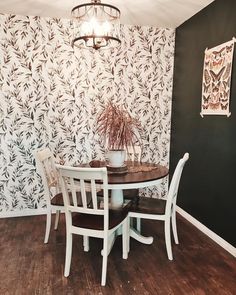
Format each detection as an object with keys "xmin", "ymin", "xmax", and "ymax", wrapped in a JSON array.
[{"xmin": 0, "ymin": 213, "xmax": 235, "ymax": 295}]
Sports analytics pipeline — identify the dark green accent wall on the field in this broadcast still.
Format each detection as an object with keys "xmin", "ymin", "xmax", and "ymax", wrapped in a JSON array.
[{"xmin": 171, "ymin": 0, "xmax": 236, "ymax": 246}]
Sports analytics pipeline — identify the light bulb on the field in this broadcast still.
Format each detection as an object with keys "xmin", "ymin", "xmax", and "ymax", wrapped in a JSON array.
[
  {"xmin": 80, "ymin": 21, "xmax": 91, "ymax": 35},
  {"xmin": 102, "ymin": 21, "xmax": 111, "ymax": 35},
  {"xmin": 89, "ymin": 17, "xmax": 98, "ymax": 34}
]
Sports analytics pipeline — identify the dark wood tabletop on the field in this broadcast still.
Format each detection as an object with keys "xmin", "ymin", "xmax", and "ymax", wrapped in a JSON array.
[{"xmin": 88, "ymin": 161, "xmax": 169, "ymax": 185}]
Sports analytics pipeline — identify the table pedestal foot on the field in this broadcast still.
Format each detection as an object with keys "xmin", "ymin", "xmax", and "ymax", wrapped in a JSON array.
[{"xmin": 130, "ymin": 228, "xmax": 153, "ymax": 244}]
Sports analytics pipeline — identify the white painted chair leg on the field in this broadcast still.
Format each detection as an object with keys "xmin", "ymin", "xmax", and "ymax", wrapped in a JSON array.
[
  {"xmin": 101, "ymin": 232, "xmax": 115, "ymax": 256},
  {"xmin": 136, "ymin": 218, "xmax": 141, "ymax": 232},
  {"xmin": 83, "ymin": 236, "xmax": 89, "ymax": 252},
  {"xmin": 172, "ymin": 210, "xmax": 179, "ymax": 244},
  {"xmin": 44, "ymin": 211, "xmax": 51, "ymax": 244},
  {"xmin": 54, "ymin": 210, "xmax": 60, "ymax": 230},
  {"xmin": 127, "ymin": 217, "xmax": 131, "ymax": 253},
  {"xmin": 164, "ymin": 219, "xmax": 173, "ymax": 260},
  {"xmin": 130, "ymin": 217, "xmax": 134, "ymax": 228},
  {"xmin": 122, "ymin": 220, "xmax": 128, "ymax": 259},
  {"xmin": 64, "ymin": 232, "xmax": 73, "ymax": 277},
  {"xmin": 101, "ymin": 237, "xmax": 108, "ymax": 286}
]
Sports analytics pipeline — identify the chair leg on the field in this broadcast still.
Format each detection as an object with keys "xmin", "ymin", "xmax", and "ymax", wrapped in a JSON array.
[
  {"xmin": 122, "ymin": 219, "xmax": 128, "ymax": 259},
  {"xmin": 127, "ymin": 217, "xmax": 131, "ymax": 253},
  {"xmin": 64, "ymin": 232, "xmax": 73, "ymax": 277},
  {"xmin": 164, "ymin": 219, "xmax": 173, "ymax": 260},
  {"xmin": 136, "ymin": 218, "xmax": 141, "ymax": 233},
  {"xmin": 172, "ymin": 210, "xmax": 179, "ymax": 244},
  {"xmin": 83, "ymin": 236, "xmax": 90, "ymax": 252},
  {"xmin": 101, "ymin": 236, "xmax": 108, "ymax": 286},
  {"xmin": 101, "ymin": 233, "xmax": 115, "ymax": 256},
  {"xmin": 54, "ymin": 210, "xmax": 60, "ymax": 230},
  {"xmin": 130, "ymin": 217, "xmax": 134, "ymax": 227},
  {"xmin": 44, "ymin": 211, "xmax": 51, "ymax": 244}
]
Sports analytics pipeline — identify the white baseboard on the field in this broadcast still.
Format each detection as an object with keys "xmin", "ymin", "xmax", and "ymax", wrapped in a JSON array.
[
  {"xmin": 0, "ymin": 209, "xmax": 47, "ymax": 218},
  {"xmin": 177, "ymin": 206, "xmax": 236, "ymax": 258}
]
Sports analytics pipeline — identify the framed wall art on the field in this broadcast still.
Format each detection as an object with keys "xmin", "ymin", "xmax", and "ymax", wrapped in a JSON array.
[{"xmin": 200, "ymin": 38, "xmax": 235, "ymax": 117}]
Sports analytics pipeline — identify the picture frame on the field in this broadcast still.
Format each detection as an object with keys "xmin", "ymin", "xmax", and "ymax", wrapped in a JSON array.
[{"xmin": 200, "ymin": 38, "xmax": 235, "ymax": 117}]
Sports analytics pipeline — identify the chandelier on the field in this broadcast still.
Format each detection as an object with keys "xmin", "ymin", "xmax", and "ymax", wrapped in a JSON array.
[{"xmin": 71, "ymin": 0, "xmax": 121, "ymax": 50}]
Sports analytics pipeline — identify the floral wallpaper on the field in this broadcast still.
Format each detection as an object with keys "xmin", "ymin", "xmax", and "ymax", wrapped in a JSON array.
[{"xmin": 0, "ymin": 13, "xmax": 175, "ymax": 215}]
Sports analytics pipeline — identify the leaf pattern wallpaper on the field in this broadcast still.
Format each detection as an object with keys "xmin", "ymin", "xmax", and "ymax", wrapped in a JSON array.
[{"xmin": 0, "ymin": 13, "xmax": 175, "ymax": 216}]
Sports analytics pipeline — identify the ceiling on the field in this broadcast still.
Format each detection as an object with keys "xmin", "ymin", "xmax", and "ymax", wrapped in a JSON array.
[{"xmin": 0, "ymin": 0, "xmax": 214, "ymax": 28}]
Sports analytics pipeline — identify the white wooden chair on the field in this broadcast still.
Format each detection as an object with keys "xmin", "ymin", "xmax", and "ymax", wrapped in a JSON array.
[
  {"xmin": 128, "ymin": 153, "xmax": 189, "ymax": 260},
  {"xmin": 35, "ymin": 148, "xmax": 64, "ymax": 244},
  {"xmin": 58, "ymin": 165, "xmax": 129, "ymax": 286}
]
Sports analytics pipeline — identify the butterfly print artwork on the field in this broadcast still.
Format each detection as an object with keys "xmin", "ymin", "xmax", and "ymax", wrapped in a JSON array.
[{"xmin": 201, "ymin": 39, "xmax": 234, "ymax": 116}]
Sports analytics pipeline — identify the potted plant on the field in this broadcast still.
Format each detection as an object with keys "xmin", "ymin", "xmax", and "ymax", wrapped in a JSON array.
[{"xmin": 96, "ymin": 101, "xmax": 142, "ymax": 167}]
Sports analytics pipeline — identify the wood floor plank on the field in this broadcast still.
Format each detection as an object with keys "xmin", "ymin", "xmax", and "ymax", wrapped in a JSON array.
[{"xmin": 0, "ymin": 214, "xmax": 235, "ymax": 295}]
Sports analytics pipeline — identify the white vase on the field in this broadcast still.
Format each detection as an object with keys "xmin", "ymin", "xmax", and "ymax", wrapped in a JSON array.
[{"xmin": 107, "ymin": 150, "xmax": 126, "ymax": 167}]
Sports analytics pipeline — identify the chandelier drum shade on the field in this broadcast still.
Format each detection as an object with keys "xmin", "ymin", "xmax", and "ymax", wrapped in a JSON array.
[{"xmin": 71, "ymin": 0, "xmax": 121, "ymax": 50}]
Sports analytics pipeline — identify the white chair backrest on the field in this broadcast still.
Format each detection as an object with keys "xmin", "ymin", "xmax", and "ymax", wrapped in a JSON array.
[
  {"xmin": 165, "ymin": 153, "xmax": 189, "ymax": 213},
  {"xmin": 36, "ymin": 148, "xmax": 59, "ymax": 202},
  {"xmin": 126, "ymin": 145, "xmax": 142, "ymax": 162},
  {"xmin": 58, "ymin": 166, "xmax": 109, "ymax": 229}
]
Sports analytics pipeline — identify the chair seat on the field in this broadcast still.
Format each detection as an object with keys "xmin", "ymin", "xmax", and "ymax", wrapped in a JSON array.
[
  {"xmin": 123, "ymin": 189, "xmax": 139, "ymax": 200},
  {"xmin": 72, "ymin": 206, "xmax": 129, "ymax": 230},
  {"xmin": 130, "ymin": 197, "xmax": 166, "ymax": 215},
  {"xmin": 51, "ymin": 193, "xmax": 64, "ymax": 206}
]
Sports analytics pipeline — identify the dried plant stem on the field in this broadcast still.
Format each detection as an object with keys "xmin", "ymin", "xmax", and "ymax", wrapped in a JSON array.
[{"xmin": 96, "ymin": 101, "xmax": 142, "ymax": 151}]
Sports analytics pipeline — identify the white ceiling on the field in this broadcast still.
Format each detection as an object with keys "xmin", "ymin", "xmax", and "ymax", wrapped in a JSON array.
[{"xmin": 0, "ymin": 0, "xmax": 214, "ymax": 28}]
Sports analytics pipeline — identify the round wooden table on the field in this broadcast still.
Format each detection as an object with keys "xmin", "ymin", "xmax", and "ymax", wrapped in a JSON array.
[{"xmin": 90, "ymin": 160, "xmax": 169, "ymax": 208}]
